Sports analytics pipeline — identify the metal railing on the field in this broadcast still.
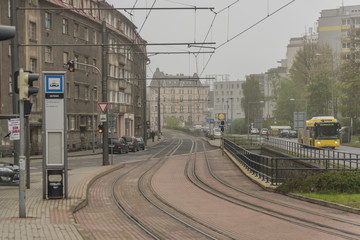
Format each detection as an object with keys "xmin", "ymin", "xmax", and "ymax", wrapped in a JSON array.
[{"xmin": 224, "ymin": 136, "xmax": 360, "ymax": 185}]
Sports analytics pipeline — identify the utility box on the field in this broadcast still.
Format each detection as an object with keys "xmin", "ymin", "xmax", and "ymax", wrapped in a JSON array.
[{"xmin": 47, "ymin": 170, "xmax": 63, "ymax": 199}]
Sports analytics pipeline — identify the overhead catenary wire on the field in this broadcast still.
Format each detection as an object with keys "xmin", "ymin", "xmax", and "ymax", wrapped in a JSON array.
[
  {"xmin": 217, "ymin": 0, "xmax": 296, "ymax": 49},
  {"xmin": 193, "ymin": 0, "xmax": 241, "ymax": 75},
  {"xmin": 139, "ymin": 0, "xmax": 157, "ymax": 33},
  {"xmin": 199, "ymin": 0, "xmax": 296, "ymax": 76}
]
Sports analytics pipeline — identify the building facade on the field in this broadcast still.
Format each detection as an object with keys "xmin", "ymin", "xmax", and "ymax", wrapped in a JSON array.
[
  {"xmin": 149, "ymin": 68, "xmax": 209, "ymax": 131},
  {"xmin": 213, "ymin": 80, "xmax": 245, "ymax": 123},
  {"xmin": 0, "ymin": 0, "xmax": 147, "ymax": 155},
  {"xmin": 318, "ymin": 5, "xmax": 360, "ymax": 61}
]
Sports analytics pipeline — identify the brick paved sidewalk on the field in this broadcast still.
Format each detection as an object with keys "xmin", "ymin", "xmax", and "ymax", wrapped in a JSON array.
[{"xmin": 0, "ymin": 138, "xmax": 163, "ymax": 240}]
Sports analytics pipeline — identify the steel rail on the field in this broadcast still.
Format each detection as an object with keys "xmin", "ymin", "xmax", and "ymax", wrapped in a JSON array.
[
  {"xmin": 190, "ymin": 140, "xmax": 360, "ymax": 239},
  {"xmin": 110, "ymin": 138, "xmax": 181, "ymax": 239},
  {"xmin": 137, "ymin": 137, "xmax": 222, "ymax": 240}
]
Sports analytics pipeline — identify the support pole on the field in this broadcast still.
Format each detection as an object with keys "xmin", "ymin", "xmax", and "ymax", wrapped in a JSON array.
[
  {"xmin": 11, "ymin": 0, "xmax": 20, "ymax": 165},
  {"xmin": 102, "ymin": 20, "xmax": 109, "ymax": 165},
  {"xmin": 19, "ymin": 100, "xmax": 26, "ymax": 218}
]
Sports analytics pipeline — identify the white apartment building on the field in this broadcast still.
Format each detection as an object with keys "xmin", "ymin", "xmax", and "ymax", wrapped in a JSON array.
[{"xmin": 213, "ymin": 81, "xmax": 245, "ymax": 123}]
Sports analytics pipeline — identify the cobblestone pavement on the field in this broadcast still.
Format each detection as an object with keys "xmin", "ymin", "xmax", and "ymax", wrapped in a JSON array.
[{"xmin": 0, "ymin": 137, "xmax": 162, "ymax": 240}]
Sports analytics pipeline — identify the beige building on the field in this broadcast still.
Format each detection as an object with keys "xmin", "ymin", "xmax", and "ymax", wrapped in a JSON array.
[
  {"xmin": 0, "ymin": 0, "xmax": 147, "ymax": 155},
  {"xmin": 149, "ymin": 68, "xmax": 210, "ymax": 131}
]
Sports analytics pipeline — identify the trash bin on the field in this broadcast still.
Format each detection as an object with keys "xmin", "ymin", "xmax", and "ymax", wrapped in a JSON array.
[{"xmin": 47, "ymin": 169, "xmax": 63, "ymax": 199}]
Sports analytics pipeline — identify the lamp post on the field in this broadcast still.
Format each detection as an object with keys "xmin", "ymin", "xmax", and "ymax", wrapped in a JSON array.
[
  {"xmin": 92, "ymin": 87, "xmax": 97, "ymax": 153},
  {"xmin": 247, "ymin": 101, "xmax": 264, "ymax": 136},
  {"xmin": 315, "ymin": 53, "xmax": 335, "ymax": 116}
]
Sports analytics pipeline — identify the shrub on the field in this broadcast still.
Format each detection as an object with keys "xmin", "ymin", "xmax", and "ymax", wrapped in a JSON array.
[{"xmin": 276, "ymin": 171, "xmax": 360, "ymax": 194}]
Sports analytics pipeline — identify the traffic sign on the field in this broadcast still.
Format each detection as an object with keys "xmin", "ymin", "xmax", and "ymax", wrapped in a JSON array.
[
  {"xmin": 218, "ymin": 113, "xmax": 225, "ymax": 120},
  {"xmin": 98, "ymin": 103, "xmax": 108, "ymax": 114},
  {"xmin": 100, "ymin": 114, "xmax": 107, "ymax": 122}
]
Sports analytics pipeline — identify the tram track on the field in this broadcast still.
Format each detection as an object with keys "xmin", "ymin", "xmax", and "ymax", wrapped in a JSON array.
[
  {"xmin": 187, "ymin": 139, "xmax": 360, "ymax": 240},
  {"xmin": 111, "ymin": 134, "xmax": 235, "ymax": 239},
  {"xmin": 78, "ymin": 131, "xmax": 360, "ymax": 240}
]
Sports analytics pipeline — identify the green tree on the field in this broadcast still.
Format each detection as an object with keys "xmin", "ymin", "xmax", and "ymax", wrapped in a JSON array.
[
  {"xmin": 274, "ymin": 79, "xmax": 298, "ymax": 124},
  {"xmin": 289, "ymin": 43, "xmax": 319, "ymax": 90},
  {"xmin": 164, "ymin": 116, "xmax": 181, "ymax": 129},
  {"xmin": 241, "ymin": 75, "xmax": 264, "ymax": 128},
  {"xmin": 307, "ymin": 71, "xmax": 331, "ymax": 116},
  {"xmin": 338, "ymin": 59, "xmax": 360, "ymax": 131},
  {"xmin": 230, "ymin": 118, "xmax": 247, "ymax": 134}
]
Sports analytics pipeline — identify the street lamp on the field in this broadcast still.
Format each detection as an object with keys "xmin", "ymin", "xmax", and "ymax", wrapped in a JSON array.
[
  {"xmin": 315, "ymin": 53, "xmax": 335, "ymax": 116},
  {"xmin": 92, "ymin": 87, "xmax": 97, "ymax": 153},
  {"xmin": 247, "ymin": 100, "xmax": 264, "ymax": 136}
]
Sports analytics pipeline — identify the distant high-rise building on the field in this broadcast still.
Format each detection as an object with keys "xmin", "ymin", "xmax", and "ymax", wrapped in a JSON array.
[{"xmin": 318, "ymin": 5, "xmax": 360, "ymax": 61}]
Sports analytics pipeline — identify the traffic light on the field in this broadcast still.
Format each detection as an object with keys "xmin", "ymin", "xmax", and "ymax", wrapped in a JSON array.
[
  {"xmin": 18, "ymin": 68, "xmax": 39, "ymax": 100},
  {"xmin": 98, "ymin": 124, "xmax": 103, "ymax": 133},
  {"xmin": 0, "ymin": 25, "xmax": 15, "ymax": 41},
  {"xmin": 67, "ymin": 60, "xmax": 75, "ymax": 72}
]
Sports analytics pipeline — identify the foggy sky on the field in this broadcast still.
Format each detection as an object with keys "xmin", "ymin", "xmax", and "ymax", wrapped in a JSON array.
[{"xmin": 106, "ymin": 0, "xmax": 360, "ymax": 80}]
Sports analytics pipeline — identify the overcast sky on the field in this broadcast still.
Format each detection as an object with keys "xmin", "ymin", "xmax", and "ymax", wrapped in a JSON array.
[{"xmin": 107, "ymin": 0, "xmax": 360, "ymax": 81}]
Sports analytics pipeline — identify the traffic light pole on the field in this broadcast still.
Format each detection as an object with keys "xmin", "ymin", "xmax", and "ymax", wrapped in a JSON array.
[
  {"xmin": 10, "ymin": 0, "xmax": 20, "ymax": 165},
  {"xmin": 19, "ymin": 99, "xmax": 26, "ymax": 218}
]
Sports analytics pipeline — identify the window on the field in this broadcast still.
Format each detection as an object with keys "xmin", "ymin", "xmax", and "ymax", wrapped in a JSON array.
[
  {"xmin": 74, "ymin": 84, "xmax": 79, "ymax": 99},
  {"xmin": 119, "ymin": 92, "xmax": 125, "ymax": 103},
  {"xmin": 93, "ymin": 30, "xmax": 97, "ymax": 44},
  {"xmin": 45, "ymin": 46, "xmax": 52, "ymax": 63},
  {"xmin": 70, "ymin": 116, "xmax": 75, "ymax": 130},
  {"xmin": 8, "ymin": 0, "xmax": 11, "ymax": 18},
  {"xmin": 84, "ymin": 57, "xmax": 89, "ymax": 72},
  {"xmin": 62, "ymin": 18, "xmax": 68, "ymax": 34},
  {"xmin": 66, "ymin": 82, "xmax": 70, "ymax": 98},
  {"xmin": 74, "ymin": 55, "xmax": 79, "ymax": 69},
  {"xmin": 30, "ymin": 58, "xmax": 37, "ymax": 72},
  {"xmin": 74, "ymin": 23, "xmax": 79, "ymax": 38},
  {"xmin": 29, "ymin": 22, "xmax": 36, "ymax": 40},
  {"xmin": 85, "ymin": 28, "xmax": 89, "ymax": 41},
  {"xmin": 63, "ymin": 52, "xmax": 69, "ymax": 65},
  {"xmin": 85, "ymin": 86, "xmax": 89, "ymax": 100},
  {"xmin": 45, "ymin": 12, "xmax": 51, "ymax": 29},
  {"xmin": 342, "ymin": 42, "xmax": 351, "ymax": 49},
  {"xmin": 342, "ymin": 19, "xmax": 351, "ymax": 26},
  {"xmin": 9, "ymin": 76, "xmax": 12, "ymax": 94}
]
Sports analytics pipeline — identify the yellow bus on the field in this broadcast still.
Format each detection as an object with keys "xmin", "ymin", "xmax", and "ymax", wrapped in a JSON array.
[{"xmin": 298, "ymin": 116, "xmax": 341, "ymax": 148}]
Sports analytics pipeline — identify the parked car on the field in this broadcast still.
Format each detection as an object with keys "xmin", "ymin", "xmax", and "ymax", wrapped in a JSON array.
[
  {"xmin": 250, "ymin": 128, "xmax": 259, "ymax": 135},
  {"xmin": 279, "ymin": 129, "xmax": 290, "ymax": 138},
  {"xmin": 0, "ymin": 162, "xmax": 19, "ymax": 183},
  {"xmin": 288, "ymin": 130, "xmax": 297, "ymax": 138},
  {"xmin": 213, "ymin": 128, "xmax": 222, "ymax": 139},
  {"xmin": 122, "ymin": 136, "xmax": 140, "ymax": 152},
  {"xmin": 135, "ymin": 137, "xmax": 145, "ymax": 150},
  {"xmin": 260, "ymin": 128, "xmax": 268, "ymax": 136},
  {"xmin": 108, "ymin": 138, "xmax": 129, "ymax": 154}
]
